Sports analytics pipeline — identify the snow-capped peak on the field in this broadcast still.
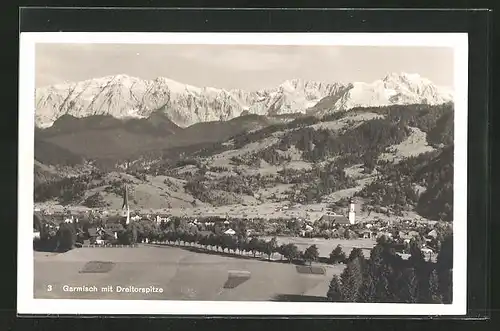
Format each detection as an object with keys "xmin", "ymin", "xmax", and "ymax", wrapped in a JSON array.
[
  {"xmin": 382, "ymin": 72, "xmax": 434, "ymax": 88},
  {"xmin": 384, "ymin": 72, "xmax": 422, "ymax": 81},
  {"xmin": 309, "ymin": 72, "xmax": 453, "ymax": 116},
  {"xmin": 35, "ymin": 73, "xmax": 453, "ymax": 128}
]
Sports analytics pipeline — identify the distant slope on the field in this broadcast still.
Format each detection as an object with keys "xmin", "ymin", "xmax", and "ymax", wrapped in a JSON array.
[
  {"xmin": 356, "ymin": 144, "xmax": 453, "ymax": 221},
  {"xmin": 426, "ymin": 108, "xmax": 454, "ymax": 147},
  {"xmin": 414, "ymin": 145, "xmax": 453, "ymax": 221},
  {"xmin": 34, "ymin": 160, "xmax": 61, "ymax": 187},
  {"xmin": 34, "ymin": 113, "xmax": 278, "ymax": 162},
  {"xmin": 171, "ymin": 114, "xmax": 277, "ymax": 148},
  {"xmin": 34, "ymin": 139, "xmax": 85, "ymax": 166},
  {"xmin": 38, "ymin": 111, "xmax": 182, "ymax": 137},
  {"xmin": 33, "ymin": 103, "xmax": 454, "ymax": 222}
]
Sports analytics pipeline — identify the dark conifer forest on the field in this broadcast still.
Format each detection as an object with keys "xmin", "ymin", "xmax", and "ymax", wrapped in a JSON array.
[{"xmin": 326, "ymin": 235, "xmax": 453, "ymax": 303}]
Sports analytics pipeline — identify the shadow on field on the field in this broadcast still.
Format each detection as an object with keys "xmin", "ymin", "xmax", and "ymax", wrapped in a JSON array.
[
  {"xmin": 33, "ymin": 246, "xmax": 56, "ymax": 253},
  {"xmin": 271, "ymin": 294, "xmax": 328, "ymax": 302},
  {"xmin": 33, "ymin": 239, "xmax": 57, "ymax": 252}
]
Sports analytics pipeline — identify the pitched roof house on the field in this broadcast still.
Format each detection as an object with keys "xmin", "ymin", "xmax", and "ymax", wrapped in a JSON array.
[
  {"xmin": 358, "ymin": 229, "xmax": 373, "ymax": 238},
  {"xmin": 224, "ymin": 228, "xmax": 236, "ymax": 235},
  {"xmin": 427, "ymin": 229, "xmax": 438, "ymax": 239},
  {"xmin": 319, "ymin": 214, "xmax": 351, "ymax": 225},
  {"xmin": 87, "ymin": 227, "xmax": 99, "ymax": 237}
]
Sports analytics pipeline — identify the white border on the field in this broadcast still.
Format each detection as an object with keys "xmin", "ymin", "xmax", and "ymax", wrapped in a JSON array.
[{"xmin": 18, "ymin": 32, "xmax": 468, "ymax": 316}]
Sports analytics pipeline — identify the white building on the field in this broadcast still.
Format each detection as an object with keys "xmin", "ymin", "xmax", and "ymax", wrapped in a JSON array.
[
  {"xmin": 348, "ymin": 198, "xmax": 356, "ymax": 225},
  {"xmin": 224, "ymin": 228, "xmax": 236, "ymax": 235},
  {"xmin": 421, "ymin": 247, "xmax": 434, "ymax": 261}
]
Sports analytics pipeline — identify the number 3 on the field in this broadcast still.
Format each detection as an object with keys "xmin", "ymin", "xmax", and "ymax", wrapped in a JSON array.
[{"xmin": 47, "ymin": 285, "xmax": 52, "ymax": 292}]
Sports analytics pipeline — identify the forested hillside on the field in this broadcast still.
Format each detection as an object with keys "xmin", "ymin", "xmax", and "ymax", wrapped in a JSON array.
[
  {"xmin": 33, "ymin": 103, "xmax": 454, "ymax": 223},
  {"xmin": 356, "ymin": 146, "xmax": 453, "ymax": 221}
]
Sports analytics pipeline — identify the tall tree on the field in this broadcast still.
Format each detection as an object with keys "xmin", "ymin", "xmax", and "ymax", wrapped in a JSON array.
[
  {"xmin": 326, "ymin": 275, "xmax": 344, "ymax": 302},
  {"xmin": 329, "ymin": 245, "xmax": 347, "ymax": 264},
  {"xmin": 408, "ymin": 241, "xmax": 425, "ymax": 268},
  {"xmin": 304, "ymin": 244, "xmax": 320, "ymax": 266},
  {"xmin": 429, "ymin": 269, "xmax": 443, "ymax": 304},
  {"xmin": 277, "ymin": 244, "xmax": 286, "ymax": 260},
  {"xmin": 174, "ymin": 218, "xmax": 181, "ymax": 230},
  {"xmin": 347, "ymin": 247, "xmax": 365, "ymax": 264},
  {"xmin": 398, "ymin": 268, "xmax": 419, "ymax": 303},
  {"xmin": 440, "ymin": 269, "xmax": 453, "ymax": 304},
  {"xmin": 358, "ymin": 265, "xmax": 377, "ymax": 303},
  {"xmin": 284, "ymin": 243, "xmax": 299, "ymax": 263},
  {"xmin": 248, "ymin": 237, "xmax": 260, "ymax": 257},
  {"xmin": 340, "ymin": 257, "xmax": 364, "ymax": 302},
  {"xmin": 130, "ymin": 224, "xmax": 138, "ymax": 244},
  {"xmin": 56, "ymin": 223, "xmax": 76, "ymax": 252},
  {"xmin": 373, "ymin": 264, "xmax": 392, "ymax": 303},
  {"xmin": 437, "ymin": 235, "xmax": 453, "ymax": 270},
  {"xmin": 264, "ymin": 237, "xmax": 278, "ymax": 260},
  {"xmin": 369, "ymin": 244, "xmax": 386, "ymax": 269}
]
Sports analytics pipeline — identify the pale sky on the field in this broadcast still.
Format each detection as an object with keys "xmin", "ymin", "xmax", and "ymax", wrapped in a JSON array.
[{"xmin": 35, "ymin": 44, "xmax": 454, "ymax": 90}]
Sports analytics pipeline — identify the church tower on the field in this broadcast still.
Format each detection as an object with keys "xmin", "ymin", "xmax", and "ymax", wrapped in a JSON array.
[
  {"xmin": 348, "ymin": 197, "xmax": 356, "ymax": 225},
  {"xmin": 122, "ymin": 185, "xmax": 130, "ymax": 225}
]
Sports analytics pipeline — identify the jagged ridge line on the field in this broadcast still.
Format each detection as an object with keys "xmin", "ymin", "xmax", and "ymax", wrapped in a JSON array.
[
  {"xmin": 37, "ymin": 73, "xmax": 453, "ymax": 128},
  {"xmin": 85, "ymin": 76, "xmax": 118, "ymax": 116}
]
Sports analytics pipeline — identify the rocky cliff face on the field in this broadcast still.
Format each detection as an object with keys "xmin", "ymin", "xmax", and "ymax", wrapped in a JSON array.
[{"xmin": 35, "ymin": 73, "xmax": 453, "ymax": 128}]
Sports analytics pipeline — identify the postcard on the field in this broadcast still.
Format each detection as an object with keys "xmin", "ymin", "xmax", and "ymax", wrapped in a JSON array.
[{"xmin": 18, "ymin": 32, "xmax": 468, "ymax": 315}]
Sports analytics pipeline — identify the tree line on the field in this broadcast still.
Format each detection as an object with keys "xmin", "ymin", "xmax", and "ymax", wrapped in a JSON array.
[
  {"xmin": 34, "ymin": 171, "xmax": 132, "ymax": 205},
  {"xmin": 367, "ymin": 103, "xmax": 454, "ymax": 148},
  {"xmin": 35, "ymin": 218, "xmax": 327, "ymax": 265},
  {"xmin": 199, "ymin": 104, "xmax": 453, "ymax": 172},
  {"xmin": 357, "ymin": 146, "xmax": 453, "ymax": 221},
  {"xmin": 287, "ymin": 162, "xmax": 357, "ymax": 204},
  {"xmin": 327, "ymin": 235, "xmax": 453, "ymax": 303},
  {"xmin": 145, "ymin": 230, "xmax": 325, "ymax": 265}
]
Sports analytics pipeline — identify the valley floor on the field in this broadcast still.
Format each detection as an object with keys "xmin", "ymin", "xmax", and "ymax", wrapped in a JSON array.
[
  {"xmin": 35, "ymin": 199, "xmax": 435, "ymax": 226},
  {"xmin": 34, "ymin": 245, "xmax": 342, "ymax": 301}
]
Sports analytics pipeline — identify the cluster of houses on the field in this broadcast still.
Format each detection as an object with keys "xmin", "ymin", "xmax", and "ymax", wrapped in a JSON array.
[
  {"xmin": 34, "ymin": 208, "xmax": 241, "ymax": 246},
  {"xmin": 33, "ymin": 207, "xmax": 443, "ymax": 261},
  {"xmin": 34, "ymin": 190, "xmax": 446, "ymax": 260},
  {"xmin": 34, "ymin": 211, "xmax": 115, "ymax": 245}
]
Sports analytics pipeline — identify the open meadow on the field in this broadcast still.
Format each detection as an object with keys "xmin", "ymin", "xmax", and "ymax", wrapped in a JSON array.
[
  {"xmin": 258, "ymin": 236, "xmax": 376, "ymax": 258},
  {"xmin": 34, "ymin": 245, "xmax": 344, "ymax": 301}
]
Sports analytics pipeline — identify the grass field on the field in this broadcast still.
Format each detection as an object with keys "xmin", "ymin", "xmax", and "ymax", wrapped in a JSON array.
[
  {"xmin": 34, "ymin": 245, "xmax": 345, "ymax": 301},
  {"xmin": 259, "ymin": 236, "xmax": 376, "ymax": 258}
]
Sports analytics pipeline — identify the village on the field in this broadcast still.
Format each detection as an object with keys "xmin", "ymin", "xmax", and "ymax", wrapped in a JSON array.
[{"xmin": 33, "ymin": 185, "xmax": 450, "ymax": 263}]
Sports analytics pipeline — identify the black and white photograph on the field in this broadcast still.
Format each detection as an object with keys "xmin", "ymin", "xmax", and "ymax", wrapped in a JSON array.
[{"xmin": 18, "ymin": 32, "xmax": 468, "ymax": 315}]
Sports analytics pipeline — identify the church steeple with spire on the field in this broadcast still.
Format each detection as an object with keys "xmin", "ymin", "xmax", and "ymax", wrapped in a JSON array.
[
  {"xmin": 348, "ymin": 197, "xmax": 356, "ymax": 225},
  {"xmin": 121, "ymin": 184, "xmax": 130, "ymax": 225}
]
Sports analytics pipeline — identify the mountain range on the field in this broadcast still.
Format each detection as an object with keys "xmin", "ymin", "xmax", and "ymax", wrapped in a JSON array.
[
  {"xmin": 33, "ymin": 72, "xmax": 454, "ymax": 223},
  {"xmin": 35, "ymin": 72, "xmax": 453, "ymax": 128}
]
